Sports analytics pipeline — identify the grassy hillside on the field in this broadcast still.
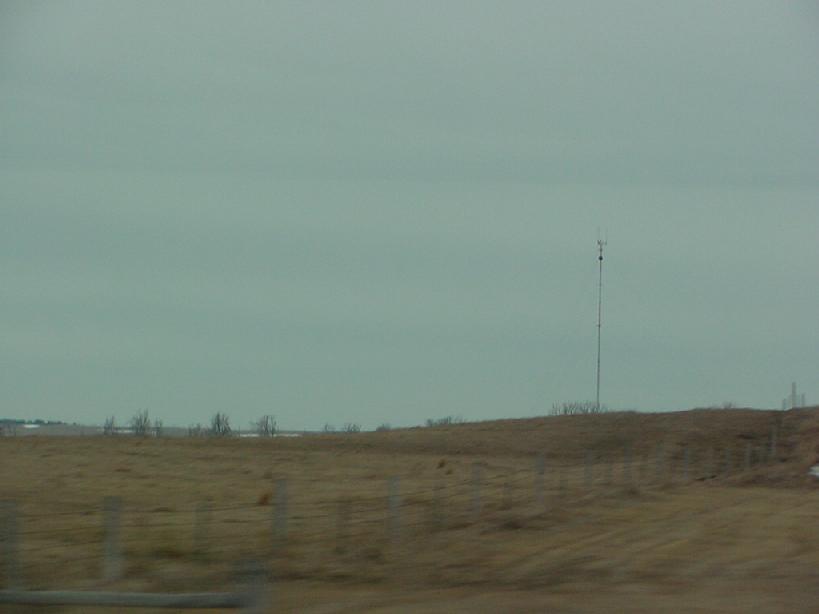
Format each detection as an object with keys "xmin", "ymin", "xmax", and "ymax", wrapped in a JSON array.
[{"xmin": 1, "ymin": 407, "xmax": 818, "ymax": 612}]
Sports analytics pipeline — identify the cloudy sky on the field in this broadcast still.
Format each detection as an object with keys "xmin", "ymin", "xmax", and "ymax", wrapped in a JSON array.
[{"xmin": 1, "ymin": 1, "xmax": 817, "ymax": 430}]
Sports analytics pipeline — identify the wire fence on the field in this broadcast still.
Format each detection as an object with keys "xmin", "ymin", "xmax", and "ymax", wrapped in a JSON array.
[{"xmin": 0, "ymin": 431, "xmax": 794, "ymax": 607}]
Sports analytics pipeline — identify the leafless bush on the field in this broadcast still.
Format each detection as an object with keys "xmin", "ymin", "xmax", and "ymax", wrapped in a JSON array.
[
  {"xmin": 153, "ymin": 419, "xmax": 163, "ymax": 437},
  {"xmin": 103, "ymin": 416, "xmax": 116, "ymax": 436},
  {"xmin": 550, "ymin": 401, "xmax": 608, "ymax": 416},
  {"xmin": 375, "ymin": 423, "xmax": 392, "ymax": 432},
  {"xmin": 425, "ymin": 415, "xmax": 465, "ymax": 427},
  {"xmin": 342, "ymin": 422, "xmax": 361, "ymax": 433},
  {"xmin": 187, "ymin": 423, "xmax": 205, "ymax": 437},
  {"xmin": 697, "ymin": 402, "xmax": 739, "ymax": 410},
  {"xmin": 253, "ymin": 415, "xmax": 277, "ymax": 437},
  {"xmin": 322, "ymin": 423, "xmax": 336, "ymax": 433},
  {"xmin": 210, "ymin": 412, "xmax": 232, "ymax": 437},
  {"xmin": 130, "ymin": 409, "xmax": 151, "ymax": 437}
]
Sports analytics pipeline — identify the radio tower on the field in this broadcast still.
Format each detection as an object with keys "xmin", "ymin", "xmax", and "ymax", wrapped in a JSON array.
[{"xmin": 596, "ymin": 237, "xmax": 607, "ymax": 411}]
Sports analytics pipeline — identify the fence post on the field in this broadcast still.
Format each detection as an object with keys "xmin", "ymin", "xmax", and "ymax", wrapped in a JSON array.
[
  {"xmin": 604, "ymin": 452, "xmax": 613, "ymax": 485},
  {"xmin": 430, "ymin": 481, "xmax": 444, "ymax": 531},
  {"xmin": 194, "ymin": 502, "xmax": 211, "ymax": 559},
  {"xmin": 1, "ymin": 501, "xmax": 20, "ymax": 589},
  {"xmin": 584, "ymin": 451, "xmax": 593, "ymax": 490},
  {"xmin": 273, "ymin": 479, "xmax": 288, "ymax": 549},
  {"xmin": 534, "ymin": 454, "xmax": 545, "ymax": 507},
  {"xmin": 236, "ymin": 560, "xmax": 268, "ymax": 614},
  {"xmin": 655, "ymin": 443, "xmax": 665, "ymax": 484},
  {"xmin": 623, "ymin": 444, "xmax": 633, "ymax": 486},
  {"xmin": 639, "ymin": 451, "xmax": 648, "ymax": 484},
  {"xmin": 387, "ymin": 477, "xmax": 400, "ymax": 545},
  {"xmin": 706, "ymin": 446, "xmax": 715, "ymax": 478},
  {"xmin": 770, "ymin": 425, "xmax": 778, "ymax": 462},
  {"xmin": 722, "ymin": 448, "xmax": 732, "ymax": 476},
  {"xmin": 103, "ymin": 496, "xmax": 123, "ymax": 582},
  {"xmin": 471, "ymin": 463, "xmax": 482, "ymax": 520},
  {"xmin": 502, "ymin": 481, "xmax": 512, "ymax": 509},
  {"xmin": 335, "ymin": 499, "xmax": 351, "ymax": 554}
]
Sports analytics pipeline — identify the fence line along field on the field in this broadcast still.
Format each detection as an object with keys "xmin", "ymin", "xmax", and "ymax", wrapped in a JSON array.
[{"xmin": 2, "ymin": 407, "xmax": 819, "ymax": 612}]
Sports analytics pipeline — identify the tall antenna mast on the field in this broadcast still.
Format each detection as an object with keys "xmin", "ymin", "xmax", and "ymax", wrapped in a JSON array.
[{"xmin": 596, "ymin": 237, "xmax": 607, "ymax": 411}]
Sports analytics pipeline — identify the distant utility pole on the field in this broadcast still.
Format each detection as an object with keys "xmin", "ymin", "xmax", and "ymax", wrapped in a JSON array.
[{"xmin": 596, "ymin": 237, "xmax": 607, "ymax": 411}]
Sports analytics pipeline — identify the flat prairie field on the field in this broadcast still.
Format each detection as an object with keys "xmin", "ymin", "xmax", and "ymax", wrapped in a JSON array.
[{"xmin": 2, "ymin": 408, "xmax": 819, "ymax": 613}]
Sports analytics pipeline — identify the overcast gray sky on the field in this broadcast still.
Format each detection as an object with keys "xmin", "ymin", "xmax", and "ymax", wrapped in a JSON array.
[{"xmin": 1, "ymin": 1, "xmax": 817, "ymax": 430}]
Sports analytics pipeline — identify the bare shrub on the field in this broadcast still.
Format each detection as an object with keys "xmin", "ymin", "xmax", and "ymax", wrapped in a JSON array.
[
  {"xmin": 425, "ymin": 415, "xmax": 465, "ymax": 427},
  {"xmin": 187, "ymin": 423, "xmax": 205, "ymax": 438},
  {"xmin": 700, "ymin": 402, "xmax": 738, "ymax": 410},
  {"xmin": 209, "ymin": 412, "xmax": 232, "ymax": 437},
  {"xmin": 550, "ymin": 401, "xmax": 608, "ymax": 416},
  {"xmin": 322, "ymin": 423, "xmax": 336, "ymax": 433},
  {"xmin": 253, "ymin": 415, "xmax": 277, "ymax": 437},
  {"xmin": 153, "ymin": 419, "xmax": 163, "ymax": 438},
  {"xmin": 130, "ymin": 409, "xmax": 151, "ymax": 437},
  {"xmin": 342, "ymin": 423, "xmax": 361, "ymax": 433},
  {"xmin": 103, "ymin": 416, "xmax": 116, "ymax": 436},
  {"xmin": 375, "ymin": 423, "xmax": 392, "ymax": 432}
]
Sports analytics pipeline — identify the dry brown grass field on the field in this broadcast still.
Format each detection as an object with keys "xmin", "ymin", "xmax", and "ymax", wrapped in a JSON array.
[{"xmin": 2, "ymin": 407, "xmax": 819, "ymax": 612}]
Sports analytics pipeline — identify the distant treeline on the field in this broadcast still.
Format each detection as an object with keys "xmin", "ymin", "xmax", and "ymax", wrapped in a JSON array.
[{"xmin": 0, "ymin": 418, "xmax": 67, "ymax": 425}]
